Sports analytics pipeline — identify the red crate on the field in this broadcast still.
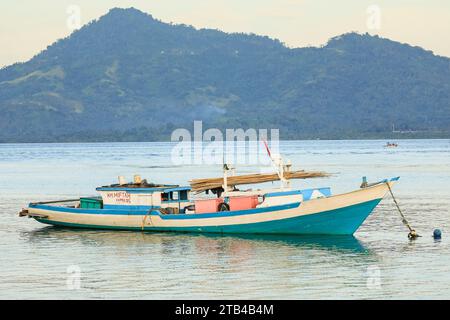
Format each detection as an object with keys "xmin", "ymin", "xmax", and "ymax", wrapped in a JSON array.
[
  {"xmin": 228, "ymin": 196, "xmax": 259, "ymax": 211},
  {"xmin": 194, "ymin": 198, "xmax": 223, "ymax": 213}
]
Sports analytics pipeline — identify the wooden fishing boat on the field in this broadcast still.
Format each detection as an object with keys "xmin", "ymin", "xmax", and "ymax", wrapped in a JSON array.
[
  {"xmin": 385, "ymin": 142, "xmax": 398, "ymax": 148},
  {"xmin": 19, "ymin": 153, "xmax": 399, "ymax": 235}
]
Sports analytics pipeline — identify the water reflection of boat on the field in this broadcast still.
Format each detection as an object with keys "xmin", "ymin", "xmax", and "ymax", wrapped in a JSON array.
[
  {"xmin": 197, "ymin": 233, "xmax": 369, "ymax": 253},
  {"xmin": 23, "ymin": 226, "xmax": 369, "ymax": 253}
]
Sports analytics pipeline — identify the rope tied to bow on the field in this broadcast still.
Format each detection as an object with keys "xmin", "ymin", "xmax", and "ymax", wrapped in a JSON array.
[{"xmin": 386, "ymin": 182, "xmax": 420, "ymax": 240}]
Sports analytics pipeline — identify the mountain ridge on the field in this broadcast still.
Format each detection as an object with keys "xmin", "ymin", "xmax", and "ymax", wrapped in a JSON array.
[{"xmin": 1, "ymin": 7, "xmax": 449, "ymax": 142}]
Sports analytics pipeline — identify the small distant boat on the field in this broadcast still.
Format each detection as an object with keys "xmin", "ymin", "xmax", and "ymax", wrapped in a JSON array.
[
  {"xmin": 19, "ymin": 152, "xmax": 399, "ymax": 236},
  {"xmin": 385, "ymin": 142, "xmax": 398, "ymax": 148}
]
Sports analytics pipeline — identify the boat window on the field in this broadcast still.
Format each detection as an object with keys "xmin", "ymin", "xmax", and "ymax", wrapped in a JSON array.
[
  {"xmin": 180, "ymin": 190, "xmax": 188, "ymax": 200},
  {"xmin": 162, "ymin": 191, "xmax": 188, "ymax": 202}
]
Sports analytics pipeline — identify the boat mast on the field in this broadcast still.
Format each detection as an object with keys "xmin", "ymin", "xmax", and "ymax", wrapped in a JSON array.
[
  {"xmin": 222, "ymin": 163, "xmax": 236, "ymax": 195},
  {"xmin": 263, "ymin": 139, "xmax": 291, "ymax": 189},
  {"xmin": 223, "ymin": 163, "xmax": 228, "ymax": 192}
]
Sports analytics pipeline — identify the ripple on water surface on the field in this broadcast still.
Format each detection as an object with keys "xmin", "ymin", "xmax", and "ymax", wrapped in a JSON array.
[{"xmin": 0, "ymin": 140, "xmax": 449, "ymax": 299}]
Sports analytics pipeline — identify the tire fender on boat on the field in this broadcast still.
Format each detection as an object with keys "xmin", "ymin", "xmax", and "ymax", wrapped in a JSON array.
[{"xmin": 218, "ymin": 202, "xmax": 230, "ymax": 212}]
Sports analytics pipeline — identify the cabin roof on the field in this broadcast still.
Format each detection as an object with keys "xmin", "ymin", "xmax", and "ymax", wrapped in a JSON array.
[
  {"xmin": 96, "ymin": 185, "xmax": 191, "ymax": 193},
  {"xmin": 163, "ymin": 186, "xmax": 191, "ymax": 192}
]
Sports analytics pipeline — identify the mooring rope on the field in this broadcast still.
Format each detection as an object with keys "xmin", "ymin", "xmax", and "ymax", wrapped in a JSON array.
[
  {"xmin": 141, "ymin": 210, "xmax": 153, "ymax": 231},
  {"xmin": 386, "ymin": 182, "xmax": 419, "ymax": 239}
]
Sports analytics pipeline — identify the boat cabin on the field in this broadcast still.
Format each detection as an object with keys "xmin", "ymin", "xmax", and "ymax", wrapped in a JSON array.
[
  {"xmin": 94, "ymin": 184, "xmax": 192, "ymax": 213},
  {"xmin": 90, "ymin": 179, "xmax": 331, "ymax": 215}
]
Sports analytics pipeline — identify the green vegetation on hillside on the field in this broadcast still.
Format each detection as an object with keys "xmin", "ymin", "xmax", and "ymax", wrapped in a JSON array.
[{"xmin": 1, "ymin": 7, "xmax": 449, "ymax": 142}]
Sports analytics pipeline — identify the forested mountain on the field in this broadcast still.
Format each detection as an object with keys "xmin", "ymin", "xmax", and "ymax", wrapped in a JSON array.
[{"xmin": 1, "ymin": 7, "xmax": 449, "ymax": 142}]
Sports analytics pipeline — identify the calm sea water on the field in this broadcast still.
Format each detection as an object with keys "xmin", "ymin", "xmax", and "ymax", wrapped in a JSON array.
[{"xmin": 0, "ymin": 139, "xmax": 449, "ymax": 299}]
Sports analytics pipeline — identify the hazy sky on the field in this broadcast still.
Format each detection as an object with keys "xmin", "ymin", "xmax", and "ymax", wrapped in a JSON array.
[{"xmin": 1, "ymin": 0, "xmax": 449, "ymax": 67}]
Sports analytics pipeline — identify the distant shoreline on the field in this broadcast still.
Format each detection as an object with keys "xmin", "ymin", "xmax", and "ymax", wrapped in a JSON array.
[{"xmin": 1, "ymin": 136, "xmax": 449, "ymax": 144}]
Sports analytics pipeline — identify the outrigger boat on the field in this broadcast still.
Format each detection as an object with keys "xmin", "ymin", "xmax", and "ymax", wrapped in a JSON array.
[{"xmin": 19, "ymin": 152, "xmax": 400, "ymax": 235}]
